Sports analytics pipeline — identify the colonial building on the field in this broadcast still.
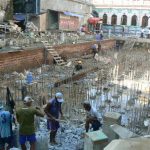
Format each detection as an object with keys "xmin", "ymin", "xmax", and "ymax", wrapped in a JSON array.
[{"xmin": 93, "ymin": 0, "xmax": 150, "ymax": 27}]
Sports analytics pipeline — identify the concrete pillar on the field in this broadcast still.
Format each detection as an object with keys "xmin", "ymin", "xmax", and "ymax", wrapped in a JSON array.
[
  {"xmin": 148, "ymin": 19, "xmax": 150, "ymax": 27},
  {"xmin": 60, "ymin": 32, "xmax": 65, "ymax": 42},
  {"xmin": 99, "ymin": 13, "xmax": 103, "ymax": 20},
  {"xmin": 127, "ymin": 15, "xmax": 132, "ymax": 26},
  {"xmin": 138, "ymin": 16, "xmax": 143, "ymax": 27},
  {"xmin": 0, "ymin": 11, "xmax": 5, "ymax": 22},
  {"xmin": 107, "ymin": 14, "xmax": 112, "ymax": 25},
  {"xmin": 117, "ymin": 16, "xmax": 121, "ymax": 25}
]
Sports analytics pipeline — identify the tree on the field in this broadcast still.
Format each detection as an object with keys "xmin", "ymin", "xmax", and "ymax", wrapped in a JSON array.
[{"xmin": 4, "ymin": 0, "xmax": 13, "ymax": 21}]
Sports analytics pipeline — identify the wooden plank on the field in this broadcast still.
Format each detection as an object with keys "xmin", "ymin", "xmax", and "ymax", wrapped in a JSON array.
[{"xmin": 54, "ymin": 67, "xmax": 98, "ymax": 87}]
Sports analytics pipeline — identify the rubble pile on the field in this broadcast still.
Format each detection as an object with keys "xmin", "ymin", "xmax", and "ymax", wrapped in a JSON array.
[
  {"xmin": 49, "ymin": 123, "xmax": 84, "ymax": 150},
  {"xmin": 0, "ymin": 22, "xmax": 95, "ymax": 50},
  {"xmin": 39, "ymin": 31, "xmax": 80, "ymax": 45},
  {"xmin": 35, "ymin": 118, "xmax": 84, "ymax": 150},
  {"xmin": 11, "ymin": 119, "xmax": 84, "ymax": 150}
]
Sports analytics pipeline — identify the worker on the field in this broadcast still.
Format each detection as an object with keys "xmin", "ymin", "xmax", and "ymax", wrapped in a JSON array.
[
  {"xmin": 100, "ymin": 30, "xmax": 103, "ymax": 40},
  {"xmin": 83, "ymin": 101, "xmax": 102, "ymax": 132},
  {"xmin": 16, "ymin": 96, "xmax": 44, "ymax": 150},
  {"xmin": 0, "ymin": 103, "xmax": 13, "ymax": 150},
  {"xmin": 91, "ymin": 44, "xmax": 98, "ymax": 57},
  {"xmin": 96, "ymin": 32, "xmax": 100, "ymax": 41},
  {"xmin": 44, "ymin": 92, "xmax": 64, "ymax": 145},
  {"xmin": 75, "ymin": 60, "xmax": 83, "ymax": 71}
]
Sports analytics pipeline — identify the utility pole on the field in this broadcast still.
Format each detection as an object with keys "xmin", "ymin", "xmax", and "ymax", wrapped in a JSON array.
[{"xmin": 25, "ymin": 0, "xmax": 28, "ymax": 27}]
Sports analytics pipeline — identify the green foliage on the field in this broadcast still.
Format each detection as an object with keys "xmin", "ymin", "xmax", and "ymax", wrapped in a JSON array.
[
  {"xmin": 0, "ymin": 5, "xmax": 2, "ymax": 10},
  {"xmin": 5, "ymin": 0, "xmax": 14, "ymax": 21}
]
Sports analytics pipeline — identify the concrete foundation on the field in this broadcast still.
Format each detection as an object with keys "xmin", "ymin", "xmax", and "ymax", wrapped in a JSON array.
[
  {"xmin": 84, "ymin": 130, "xmax": 108, "ymax": 150},
  {"xmin": 102, "ymin": 112, "xmax": 121, "ymax": 141}
]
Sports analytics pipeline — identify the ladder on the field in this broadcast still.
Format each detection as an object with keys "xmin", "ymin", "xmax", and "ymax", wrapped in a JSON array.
[{"xmin": 41, "ymin": 40, "xmax": 65, "ymax": 66}]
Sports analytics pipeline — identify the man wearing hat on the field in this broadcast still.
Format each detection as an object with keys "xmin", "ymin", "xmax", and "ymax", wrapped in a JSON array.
[
  {"xmin": 44, "ymin": 92, "xmax": 64, "ymax": 144},
  {"xmin": 83, "ymin": 101, "xmax": 102, "ymax": 132},
  {"xmin": 75, "ymin": 60, "xmax": 83, "ymax": 71},
  {"xmin": 16, "ymin": 96, "xmax": 44, "ymax": 150},
  {"xmin": 0, "ymin": 103, "xmax": 13, "ymax": 150}
]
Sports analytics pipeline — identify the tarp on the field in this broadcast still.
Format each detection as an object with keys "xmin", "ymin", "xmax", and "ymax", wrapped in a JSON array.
[
  {"xmin": 88, "ymin": 17, "xmax": 102, "ymax": 24},
  {"xmin": 13, "ymin": 14, "xmax": 26, "ymax": 21},
  {"xmin": 64, "ymin": 12, "xmax": 83, "ymax": 18}
]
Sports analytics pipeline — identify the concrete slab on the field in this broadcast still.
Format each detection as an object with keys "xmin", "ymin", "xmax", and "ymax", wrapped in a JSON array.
[
  {"xmin": 104, "ymin": 138, "xmax": 150, "ymax": 150},
  {"xmin": 84, "ymin": 130, "xmax": 108, "ymax": 150},
  {"xmin": 103, "ymin": 112, "xmax": 122, "ymax": 141},
  {"xmin": 110, "ymin": 124, "xmax": 138, "ymax": 139},
  {"xmin": 104, "ymin": 112, "xmax": 121, "ymax": 125}
]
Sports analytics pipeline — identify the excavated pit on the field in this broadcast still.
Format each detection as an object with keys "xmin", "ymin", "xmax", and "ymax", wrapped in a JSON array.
[{"xmin": 1, "ymin": 41, "xmax": 150, "ymax": 149}]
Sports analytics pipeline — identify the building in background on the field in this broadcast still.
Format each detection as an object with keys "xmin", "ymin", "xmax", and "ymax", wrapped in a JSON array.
[
  {"xmin": 40, "ymin": 0, "xmax": 93, "ymax": 31},
  {"xmin": 13, "ymin": 0, "xmax": 93, "ymax": 32},
  {"xmin": 93, "ymin": 0, "xmax": 150, "ymax": 27}
]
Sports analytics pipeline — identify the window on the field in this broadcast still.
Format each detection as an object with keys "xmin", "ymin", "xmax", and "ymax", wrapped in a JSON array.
[
  {"xmin": 103, "ymin": 14, "xmax": 107, "ymax": 24},
  {"xmin": 111, "ymin": 14, "xmax": 117, "ymax": 25},
  {"xmin": 142, "ymin": 16, "xmax": 148, "ymax": 27},
  {"xmin": 121, "ymin": 15, "xmax": 127, "ymax": 25},
  {"xmin": 131, "ymin": 15, "xmax": 137, "ymax": 26}
]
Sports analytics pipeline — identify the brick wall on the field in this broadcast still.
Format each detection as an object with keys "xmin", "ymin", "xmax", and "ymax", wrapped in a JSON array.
[
  {"xmin": 55, "ymin": 39, "xmax": 116, "ymax": 58},
  {"xmin": 0, "ymin": 48, "xmax": 45, "ymax": 73},
  {"xmin": 0, "ymin": 39, "xmax": 116, "ymax": 73}
]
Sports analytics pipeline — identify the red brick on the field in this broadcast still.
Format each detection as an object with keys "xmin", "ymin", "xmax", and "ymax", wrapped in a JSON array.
[{"xmin": 0, "ymin": 40, "xmax": 115, "ymax": 73}]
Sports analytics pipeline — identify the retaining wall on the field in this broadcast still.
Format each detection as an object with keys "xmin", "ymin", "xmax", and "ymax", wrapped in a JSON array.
[{"xmin": 0, "ymin": 39, "xmax": 116, "ymax": 73}]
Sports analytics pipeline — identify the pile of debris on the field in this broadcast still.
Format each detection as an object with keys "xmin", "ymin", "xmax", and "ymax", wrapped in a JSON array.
[
  {"xmin": 49, "ymin": 123, "xmax": 84, "ymax": 150},
  {"xmin": 35, "ymin": 118, "xmax": 84, "ymax": 150}
]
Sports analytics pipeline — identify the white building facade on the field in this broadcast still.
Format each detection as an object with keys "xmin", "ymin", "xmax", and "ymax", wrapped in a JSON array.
[{"xmin": 93, "ymin": 0, "xmax": 150, "ymax": 27}]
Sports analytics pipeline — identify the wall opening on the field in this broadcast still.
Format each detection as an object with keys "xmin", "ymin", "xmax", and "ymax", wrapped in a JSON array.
[
  {"xmin": 111, "ymin": 14, "xmax": 117, "ymax": 25},
  {"xmin": 103, "ymin": 14, "xmax": 107, "ymax": 24},
  {"xmin": 131, "ymin": 15, "xmax": 137, "ymax": 26},
  {"xmin": 47, "ymin": 10, "xmax": 59, "ymax": 30},
  {"xmin": 121, "ymin": 15, "xmax": 127, "ymax": 25},
  {"xmin": 142, "ymin": 16, "xmax": 148, "ymax": 27}
]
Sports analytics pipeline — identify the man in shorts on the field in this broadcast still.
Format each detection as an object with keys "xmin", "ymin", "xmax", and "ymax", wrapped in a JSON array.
[{"xmin": 16, "ymin": 96, "xmax": 44, "ymax": 150}]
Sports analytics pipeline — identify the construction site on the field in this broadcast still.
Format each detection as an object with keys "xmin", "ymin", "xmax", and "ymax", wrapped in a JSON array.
[
  {"xmin": 0, "ymin": 30, "xmax": 150, "ymax": 149},
  {"xmin": 0, "ymin": 0, "xmax": 150, "ymax": 150}
]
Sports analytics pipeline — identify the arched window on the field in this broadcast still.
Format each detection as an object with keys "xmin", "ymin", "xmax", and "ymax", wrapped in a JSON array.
[
  {"xmin": 103, "ymin": 14, "xmax": 107, "ymax": 24},
  {"xmin": 121, "ymin": 15, "xmax": 127, "ymax": 25},
  {"xmin": 131, "ymin": 15, "xmax": 137, "ymax": 26},
  {"xmin": 111, "ymin": 14, "xmax": 117, "ymax": 25},
  {"xmin": 142, "ymin": 16, "xmax": 148, "ymax": 27}
]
